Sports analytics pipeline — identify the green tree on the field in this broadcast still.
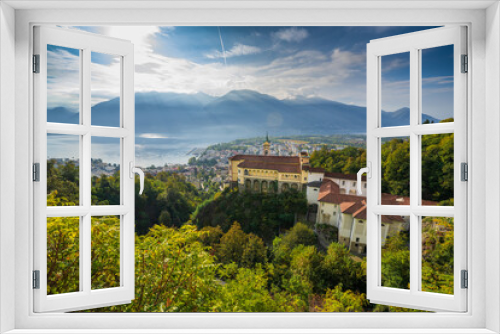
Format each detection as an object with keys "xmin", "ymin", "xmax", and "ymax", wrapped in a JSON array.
[
  {"xmin": 421, "ymin": 217, "xmax": 454, "ymax": 294},
  {"xmin": 289, "ymin": 245, "xmax": 324, "ymax": 293},
  {"xmin": 242, "ymin": 233, "xmax": 268, "ymax": 268},
  {"xmin": 381, "ymin": 232, "xmax": 410, "ymax": 289},
  {"xmin": 192, "ymin": 189, "xmax": 308, "ymax": 243},
  {"xmin": 199, "ymin": 226, "xmax": 223, "ymax": 249},
  {"xmin": 217, "ymin": 222, "xmax": 248, "ymax": 265},
  {"xmin": 322, "ymin": 242, "xmax": 365, "ymax": 293},
  {"xmin": 281, "ymin": 222, "xmax": 317, "ymax": 250},
  {"xmin": 381, "ymin": 138, "xmax": 410, "ymax": 196},
  {"xmin": 318, "ymin": 285, "xmax": 368, "ymax": 312},
  {"xmin": 91, "ymin": 225, "xmax": 220, "ymax": 312}
]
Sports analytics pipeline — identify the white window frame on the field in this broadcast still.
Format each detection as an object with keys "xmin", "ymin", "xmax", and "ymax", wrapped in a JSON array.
[
  {"xmin": 0, "ymin": 1, "xmax": 498, "ymax": 333},
  {"xmin": 366, "ymin": 26, "xmax": 467, "ymax": 312},
  {"xmin": 33, "ymin": 26, "xmax": 136, "ymax": 313}
]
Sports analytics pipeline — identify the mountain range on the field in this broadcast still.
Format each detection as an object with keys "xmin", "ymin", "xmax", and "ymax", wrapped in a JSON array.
[{"xmin": 48, "ymin": 89, "xmax": 440, "ymax": 139}]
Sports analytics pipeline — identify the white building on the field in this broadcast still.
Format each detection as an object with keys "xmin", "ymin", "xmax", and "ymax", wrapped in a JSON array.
[{"xmin": 305, "ymin": 167, "xmax": 418, "ymax": 255}]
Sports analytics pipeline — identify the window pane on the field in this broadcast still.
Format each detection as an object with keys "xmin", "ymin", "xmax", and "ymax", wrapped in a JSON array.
[
  {"xmin": 381, "ymin": 215, "xmax": 410, "ymax": 289},
  {"xmin": 91, "ymin": 216, "xmax": 120, "ymax": 290},
  {"xmin": 91, "ymin": 137, "xmax": 121, "ymax": 206},
  {"xmin": 47, "ymin": 45, "xmax": 80, "ymax": 124},
  {"xmin": 381, "ymin": 52, "xmax": 410, "ymax": 127},
  {"xmin": 47, "ymin": 217, "xmax": 80, "ymax": 295},
  {"xmin": 421, "ymin": 134, "xmax": 454, "ymax": 206},
  {"xmin": 421, "ymin": 45, "xmax": 454, "ymax": 124},
  {"xmin": 91, "ymin": 52, "xmax": 121, "ymax": 127},
  {"xmin": 47, "ymin": 134, "xmax": 80, "ymax": 206},
  {"xmin": 381, "ymin": 137, "xmax": 410, "ymax": 203},
  {"xmin": 421, "ymin": 216, "xmax": 454, "ymax": 294}
]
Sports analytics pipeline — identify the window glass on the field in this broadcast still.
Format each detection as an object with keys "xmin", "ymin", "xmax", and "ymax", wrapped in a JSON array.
[
  {"xmin": 91, "ymin": 137, "xmax": 121, "ymax": 206},
  {"xmin": 421, "ymin": 45, "xmax": 454, "ymax": 124},
  {"xmin": 47, "ymin": 45, "xmax": 80, "ymax": 124},
  {"xmin": 421, "ymin": 133, "xmax": 454, "ymax": 206},
  {"xmin": 381, "ymin": 137, "xmax": 410, "ymax": 202},
  {"xmin": 381, "ymin": 52, "xmax": 410, "ymax": 127},
  {"xmin": 47, "ymin": 217, "xmax": 80, "ymax": 295},
  {"xmin": 47, "ymin": 134, "xmax": 80, "ymax": 206},
  {"xmin": 91, "ymin": 52, "xmax": 121, "ymax": 127},
  {"xmin": 421, "ymin": 216, "xmax": 454, "ymax": 295},
  {"xmin": 91, "ymin": 216, "xmax": 121, "ymax": 290},
  {"xmin": 381, "ymin": 215, "xmax": 410, "ymax": 290}
]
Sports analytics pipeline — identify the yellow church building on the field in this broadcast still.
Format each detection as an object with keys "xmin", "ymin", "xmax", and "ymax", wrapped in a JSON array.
[{"xmin": 228, "ymin": 136, "xmax": 310, "ymax": 193}]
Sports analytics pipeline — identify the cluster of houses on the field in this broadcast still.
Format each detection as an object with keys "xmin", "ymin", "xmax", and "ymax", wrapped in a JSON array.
[{"xmin": 228, "ymin": 142, "xmax": 434, "ymax": 255}]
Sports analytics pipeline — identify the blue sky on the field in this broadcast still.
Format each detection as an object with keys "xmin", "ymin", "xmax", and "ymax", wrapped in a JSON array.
[{"xmin": 48, "ymin": 25, "xmax": 453, "ymax": 118}]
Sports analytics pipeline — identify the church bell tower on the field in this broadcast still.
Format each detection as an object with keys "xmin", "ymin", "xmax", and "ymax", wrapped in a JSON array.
[{"xmin": 263, "ymin": 132, "xmax": 270, "ymax": 155}]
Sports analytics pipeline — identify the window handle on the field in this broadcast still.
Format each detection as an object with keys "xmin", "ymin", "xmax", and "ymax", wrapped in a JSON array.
[
  {"xmin": 357, "ymin": 162, "xmax": 371, "ymax": 196},
  {"xmin": 129, "ymin": 162, "xmax": 144, "ymax": 195}
]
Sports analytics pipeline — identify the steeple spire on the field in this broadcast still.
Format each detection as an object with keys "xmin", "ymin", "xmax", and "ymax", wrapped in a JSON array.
[{"xmin": 263, "ymin": 132, "xmax": 271, "ymax": 155}]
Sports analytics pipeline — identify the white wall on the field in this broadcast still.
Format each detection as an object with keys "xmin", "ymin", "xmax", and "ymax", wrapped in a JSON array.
[
  {"xmin": 306, "ymin": 171, "xmax": 324, "ymax": 205},
  {"xmin": 486, "ymin": 2, "xmax": 499, "ymax": 332},
  {"xmin": 307, "ymin": 171, "xmax": 323, "ymax": 183},
  {"xmin": 327, "ymin": 176, "xmax": 367, "ymax": 196},
  {"xmin": 306, "ymin": 186, "xmax": 319, "ymax": 205},
  {"xmin": 351, "ymin": 219, "xmax": 367, "ymax": 246},
  {"xmin": 317, "ymin": 202, "xmax": 338, "ymax": 227},
  {"xmin": 339, "ymin": 213, "xmax": 354, "ymax": 245},
  {"xmin": 0, "ymin": 2, "xmax": 16, "ymax": 333}
]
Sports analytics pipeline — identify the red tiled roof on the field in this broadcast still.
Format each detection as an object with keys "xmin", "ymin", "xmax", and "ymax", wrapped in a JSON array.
[
  {"xmin": 325, "ymin": 171, "xmax": 367, "ymax": 182},
  {"xmin": 351, "ymin": 206, "xmax": 404, "ymax": 223},
  {"xmin": 229, "ymin": 155, "xmax": 300, "ymax": 164},
  {"xmin": 302, "ymin": 166, "xmax": 325, "ymax": 173},
  {"xmin": 353, "ymin": 206, "xmax": 367, "ymax": 220},
  {"xmin": 340, "ymin": 201, "xmax": 357, "ymax": 212},
  {"xmin": 318, "ymin": 179, "xmax": 339, "ymax": 198},
  {"xmin": 381, "ymin": 193, "xmax": 437, "ymax": 206},
  {"xmin": 318, "ymin": 179, "xmax": 365, "ymax": 204},
  {"xmin": 238, "ymin": 161, "xmax": 302, "ymax": 174},
  {"xmin": 341, "ymin": 201, "xmax": 365, "ymax": 214},
  {"xmin": 381, "ymin": 215, "xmax": 405, "ymax": 223}
]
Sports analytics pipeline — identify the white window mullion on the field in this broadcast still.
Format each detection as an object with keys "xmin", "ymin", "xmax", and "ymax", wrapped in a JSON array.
[
  {"xmin": 366, "ymin": 43, "xmax": 379, "ymax": 299},
  {"xmin": 81, "ymin": 47, "xmax": 92, "ymax": 296},
  {"xmin": 373, "ymin": 205, "xmax": 454, "ymax": 217},
  {"xmin": 409, "ymin": 47, "xmax": 420, "ymax": 295},
  {"xmin": 122, "ymin": 49, "xmax": 135, "ymax": 294}
]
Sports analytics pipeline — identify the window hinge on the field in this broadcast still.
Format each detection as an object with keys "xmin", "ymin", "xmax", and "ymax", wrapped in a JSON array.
[
  {"xmin": 461, "ymin": 270, "xmax": 468, "ymax": 289},
  {"xmin": 33, "ymin": 54, "xmax": 40, "ymax": 73},
  {"xmin": 33, "ymin": 163, "xmax": 40, "ymax": 182},
  {"xmin": 461, "ymin": 162, "xmax": 468, "ymax": 182},
  {"xmin": 33, "ymin": 270, "xmax": 40, "ymax": 289},
  {"xmin": 461, "ymin": 54, "xmax": 468, "ymax": 73}
]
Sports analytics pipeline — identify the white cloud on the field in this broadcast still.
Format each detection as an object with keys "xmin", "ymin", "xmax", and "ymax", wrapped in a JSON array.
[
  {"xmin": 53, "ymin": 26, "xmax": 372, "ymax": 108},
  {"xmin": 273, "ymin": 27, "xmax": 309, "ymax": 43},
  {"xmin": 205, "ymin": 43, "xmax": 262, "ymax": 59},
  {"xmin": 138, "ymin": 133, "xmax": 170, "ymax": 139},
  {"xmin": 47, "ymin": 48, "xmax": 81, "ymax": 110}
]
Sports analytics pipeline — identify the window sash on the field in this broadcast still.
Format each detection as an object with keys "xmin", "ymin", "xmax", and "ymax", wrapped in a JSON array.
[
  {"xmin": 33, "ymin": 26, "xmax": 135, "ymax": 313},
  {"xmin": 366, "ymin": 26, "xmax": 467, "ymax": 312}
]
